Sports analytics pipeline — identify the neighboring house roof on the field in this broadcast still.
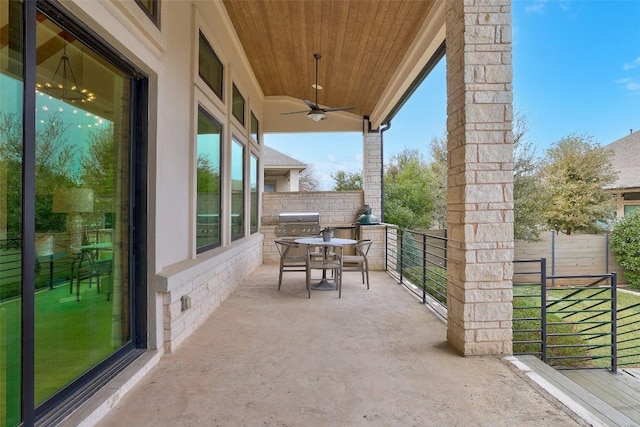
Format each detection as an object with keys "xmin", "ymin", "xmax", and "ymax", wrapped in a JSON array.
[
  {"xmin": 604, "ymin": 130, "xmax": 640, "ymax": 190},
  {"xmin": 263, "ymin": 145, "xmax": 306, "ymax": 171}
]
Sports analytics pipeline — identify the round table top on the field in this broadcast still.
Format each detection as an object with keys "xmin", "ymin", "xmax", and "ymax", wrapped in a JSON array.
[{"xmin": 294, "ymin": 237, "xmax": 357, "ymax": 246}]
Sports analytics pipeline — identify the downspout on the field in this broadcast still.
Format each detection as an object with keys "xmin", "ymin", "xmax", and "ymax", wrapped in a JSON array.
[{"xmin": 379, "ymin": 121, "xmax": 391, "ymax": 223}]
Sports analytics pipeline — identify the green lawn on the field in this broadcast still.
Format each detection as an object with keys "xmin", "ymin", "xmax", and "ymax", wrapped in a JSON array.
[{"xmin": 513, "ymin": 284, "xmax": 640, "ymax": 369}]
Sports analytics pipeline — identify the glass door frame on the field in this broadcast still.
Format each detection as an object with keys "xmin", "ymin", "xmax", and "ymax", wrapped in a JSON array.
[{"xmin": 17, "ymin": 2, "xmax": 149, "ymax": 424}]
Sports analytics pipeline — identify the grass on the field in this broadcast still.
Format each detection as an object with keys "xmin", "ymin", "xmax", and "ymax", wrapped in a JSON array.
[
  {"xmin": 1, "ymin": 278, "xmax": 120, "ymax": 424},
  {"xmin": 513, "ymin": 284, "xmax": 640, "ymax": 369},
  {"xmin": 402, "ymin": 265, "xmax": 447, "ymax": 305},
  {"xmin": 513, "ymin": 296, "xmax": 592, "ymax": 368}
]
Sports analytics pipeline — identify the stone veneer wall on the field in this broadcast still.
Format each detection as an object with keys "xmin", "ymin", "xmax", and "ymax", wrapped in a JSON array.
[
  {"xmin": 363, "ymin": 130, "xmax": 383, "ymax": 219},
  {"xmin": 156, "ymin": 234, "xmax": 263, "ymax": 353},
  {"xmin": 262, "ymin": 191, "xmax": 386, "ymax": 270},
  {"xmin": 262, "ymin": 191, "xmax": 366, "ymax": 227},
  {"xmin": 445, "ymin": 0, "xmax": 514, "ymax": 355}
]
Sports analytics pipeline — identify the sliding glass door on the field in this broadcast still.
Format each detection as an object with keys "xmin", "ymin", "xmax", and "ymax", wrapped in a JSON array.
[
  {"xmin": 1, "ymin": 2, "xmax": 146, "ymax": 425},
  {"xmin": 0, "ymin": 1, "xmax": 24, "ymax": 424},
  {"xmin": 32, "ymin": 11, "xmax": 132, "ymax": 406}
]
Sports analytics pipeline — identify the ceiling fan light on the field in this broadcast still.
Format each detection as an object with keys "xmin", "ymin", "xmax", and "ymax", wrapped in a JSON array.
[{"xmin": 307, "ymin": 111, "xmax": 326, "ymax": 121}]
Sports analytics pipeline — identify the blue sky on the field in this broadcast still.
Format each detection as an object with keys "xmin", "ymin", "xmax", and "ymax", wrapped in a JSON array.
[{"xmin": 265, "ymin": 0, "xmax": 640, "ymax": 190}]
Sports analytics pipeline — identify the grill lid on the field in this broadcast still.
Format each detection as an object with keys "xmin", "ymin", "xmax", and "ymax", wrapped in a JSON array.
[{"xmin": 278, "ymin": 212, "xmax": 320, "ymax": 224}]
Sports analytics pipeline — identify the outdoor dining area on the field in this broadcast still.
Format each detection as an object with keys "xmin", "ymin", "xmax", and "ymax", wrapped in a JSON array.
[{"xmin": 274, "ymin": 212, "xmax": 373, "ymax": 298}]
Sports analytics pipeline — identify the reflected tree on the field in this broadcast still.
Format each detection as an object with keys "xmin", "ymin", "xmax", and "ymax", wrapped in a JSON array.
[{"xmin": 0, "ymin": 111, "xmax": 75, "ymax": 236}]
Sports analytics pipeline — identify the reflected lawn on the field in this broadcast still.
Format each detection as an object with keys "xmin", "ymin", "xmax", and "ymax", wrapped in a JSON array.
[{"xmin": 1, "ymin": 278, "xmax": 116, "ymax": 422}]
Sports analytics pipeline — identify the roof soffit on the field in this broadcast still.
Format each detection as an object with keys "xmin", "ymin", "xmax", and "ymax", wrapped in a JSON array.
[{"xmin": 221, "ymin": 0, "xmax": 441, "ymax": 131}]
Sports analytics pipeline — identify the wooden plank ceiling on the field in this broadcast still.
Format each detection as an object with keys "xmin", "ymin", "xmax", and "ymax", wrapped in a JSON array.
[{"xmin": 222, "ymin": 0, "xmax": 436, "ymax": 119}]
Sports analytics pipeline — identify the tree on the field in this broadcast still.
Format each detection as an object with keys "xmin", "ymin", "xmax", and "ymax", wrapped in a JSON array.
[
  {"xmin": 427, "ymin": 135, "xmax": 447, "ymax": 230},
  {"xmin": 331, "ymin": 170, "xmax": 362, "ymax": 191},
  {"xmin": 384, "ymin": 149, "xmax": 433, "ymax": 229},
  {"xmin": 299, "ymin": 165, "xmax": 320, "ymax": 191},
  {"xmin": 610, "ymin": 210, "xmax": 640, "ymax": 289},
  {"xmin": 513, "ymin": 111, "xmax": 545, "ymax": 241},
  {"xmin": 541, "ymin": 134, "xmax": 617, "ymax": 235}
]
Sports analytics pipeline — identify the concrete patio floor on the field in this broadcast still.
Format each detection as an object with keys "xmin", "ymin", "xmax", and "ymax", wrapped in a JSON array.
[{"xmin": 89, "ymin": 265, "xmax": 586, "ymax": 427}]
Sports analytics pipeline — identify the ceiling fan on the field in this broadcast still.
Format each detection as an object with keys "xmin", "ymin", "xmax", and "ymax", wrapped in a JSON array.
[{"xmin": 281, "ymin": 53, "xmax": 354, "ymax": 121}]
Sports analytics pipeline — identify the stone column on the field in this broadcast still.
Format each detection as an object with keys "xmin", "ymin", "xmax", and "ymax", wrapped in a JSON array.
[
  {"xmin": 362, "ymin": 123, "xmax": 383, "ymax": 220},
  {"xmin": 445, "ymin": 0, "xmax": 514, "ymax": 355}
]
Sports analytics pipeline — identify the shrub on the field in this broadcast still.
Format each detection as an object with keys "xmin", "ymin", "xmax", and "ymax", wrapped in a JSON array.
[{"xmin": 611, "ymin": 210, "xmax": 640, "ymax": 289}]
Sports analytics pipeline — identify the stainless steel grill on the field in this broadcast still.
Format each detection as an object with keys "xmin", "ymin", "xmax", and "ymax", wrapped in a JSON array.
[{"xmin": 276, "ymin": 212, "xmax": 321, "ymax": 238}]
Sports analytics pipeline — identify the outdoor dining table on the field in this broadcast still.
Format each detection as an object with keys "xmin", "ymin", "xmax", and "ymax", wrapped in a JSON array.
[{"xmin": 294, "ymin": 237, "xmax": 357, "ymax": 291}]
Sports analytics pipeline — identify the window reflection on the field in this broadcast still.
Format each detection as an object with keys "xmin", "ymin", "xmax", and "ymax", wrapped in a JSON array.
[
  {"xmin": 231, "ymin": 139, "xmax": 244, "ymax": 240},
  {"xmin": 197, "ymin": 107, "xmax": 222, "ymax": 251},
  {"xmin": 250, "ymin": 153, "xmax": 258, "ymax": 234},
  {"xmin": 250, "ymin": 112, "xmax": 259, "ymax": 143},
  {"xmin": 232, "ymin": 84, "xmax": 245, "ymax": 125},
  {"xmin": 199, "ymin": 32, "xmax": 223, "ymax": 100},
  {"xmin": 30, "ymin": 13, "xmax": 130, "ymax": 406},
  {"xmin": 0, "ymin": 1, "xmax": 24, "ymax": 423}
]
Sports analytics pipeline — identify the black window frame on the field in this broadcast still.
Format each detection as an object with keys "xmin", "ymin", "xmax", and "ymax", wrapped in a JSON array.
[
  {"xmin": 250, "ymin": 152, "xmax": 259, "ymax": 234},
  {"xmin": 134, "ymin": 0, "xmax": 160, "ymax": 26},
  {"xmin": 230, "ymin": 137, "xmax": 245, "ymax": 241},
  {"xmin": 232, "ymin": 83, "xmax": 245, "ymax": 126},
  {"xmin": 250, "ymin": 111, "xmax": 259, "ymax": 143},
  {"xmin": 198, "ymin": 30, "xmax": 224, "ymax": 101},
  {"xmin": 20, "ymin": 2, "xmax": 149, "ymax": 424},
  {"xmin": 196, "ymin": 106, "xmax": 223, "ymax": 253}
]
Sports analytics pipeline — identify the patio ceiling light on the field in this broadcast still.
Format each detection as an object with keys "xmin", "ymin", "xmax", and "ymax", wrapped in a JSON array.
[{"xmin": 307, "ymin": 111, "xmax": 327, "ymax": 121}]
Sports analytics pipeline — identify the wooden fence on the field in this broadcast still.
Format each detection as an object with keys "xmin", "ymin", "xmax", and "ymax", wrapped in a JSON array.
[{"xmin": 514, "ymin": 231, "xmax": 628, "ymax": 286}]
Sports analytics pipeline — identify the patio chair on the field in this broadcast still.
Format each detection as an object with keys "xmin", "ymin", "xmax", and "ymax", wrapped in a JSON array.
[
  {"xmin": 275, "ymin": 239, "xmax": 308, "ymax": 290},
  {"xmin": 306, "ymin": 244, "xmax": 344, "ymax": 298},
  {"xmin": 71, "ymin": 248, "xmax": 113, "ymax": 301},
  {"xmin": 341, "ymin": 239, "xmax": 372, "ymax": 289}
]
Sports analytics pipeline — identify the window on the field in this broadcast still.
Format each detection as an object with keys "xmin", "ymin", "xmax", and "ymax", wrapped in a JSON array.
[
  {"xmin": 197, "ymin": 107, "xmax": 222, "ymax": 252},
  {"xmin": 250, "ymin": 153, "xmax": 258, "ymax": 234},
  {"xmin": 199, "ymin": 31, "xmax": 223, "ymax": 100},
  {"xmin": 135, "ymin": 0, "xmax": 159, "ymax": 25},
  {"xmin": 624, "ymin": 205, "xmax": 639, "ymax": 216},
  {"xmin": 251, "ymin": 112, "xmax": 259, "ymax": 143},
  {"xmin": 231, "ymin": 139, "xmax": 245, "ymax": 240},
  {"xmin": 232, "ymin": 83, "xmax": 245, "ymax": 125}
]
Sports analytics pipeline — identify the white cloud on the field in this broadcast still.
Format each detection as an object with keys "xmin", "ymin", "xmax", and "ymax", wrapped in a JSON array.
[
  {"xmin": 525, "ymin": 0, "xmax": 547, "ymax": 14},
  {"xmin": 623, "ymin": 57, "xmax": 640, "ymax": 70},
  {"xmin": 625, "ymin": 81, "xmax": 640, "ymax": 92}
]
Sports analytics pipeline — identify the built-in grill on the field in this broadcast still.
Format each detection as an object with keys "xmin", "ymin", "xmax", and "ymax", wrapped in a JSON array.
[{"xmin": 276, "ymin": 212, "xmax": 321, "ymax": 238}]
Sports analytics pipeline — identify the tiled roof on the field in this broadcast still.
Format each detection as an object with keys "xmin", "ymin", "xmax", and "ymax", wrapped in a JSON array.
[
  {"xmin": 263, "ymin": 145, "xmax": 306, "ymax": 169},
  {"xmin": 605, "ymin": 130, "xmax": 640, "ymax": 189}
]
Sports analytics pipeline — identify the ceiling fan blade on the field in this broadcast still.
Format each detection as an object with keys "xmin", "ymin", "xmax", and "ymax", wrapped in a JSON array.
[
  {"xmin": 281, "ymin": 110, "xmax": 312, "ymax": 115},
  {"xmin": 322, "ymin": 106, "xmax": 355, "ymax": 113},
  {"xmin": 303, "ymin": 99, "xmax": 318, "ymax": 109}
]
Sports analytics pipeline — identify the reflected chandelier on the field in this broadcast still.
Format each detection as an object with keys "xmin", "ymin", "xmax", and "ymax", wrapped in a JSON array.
[{"xmin": 36, "ymin": 43, "xmax": 95, "ymax": 103}]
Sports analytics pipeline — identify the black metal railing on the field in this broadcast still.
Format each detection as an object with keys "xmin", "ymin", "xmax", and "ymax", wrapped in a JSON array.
[
  {"xmin": 385, "ymin": 226, "xmax": 448, "ymax": 308},
  {"xmin": 0, "ymin": 238, "xmax": 74, "ymax": 301},
  {"xmin": 513, "ymin": 258, "xmax": 619, "ymax": 372},
  {"xmin": 383, "ymin": 228, "xmax": 640, "ymax": 372}
]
